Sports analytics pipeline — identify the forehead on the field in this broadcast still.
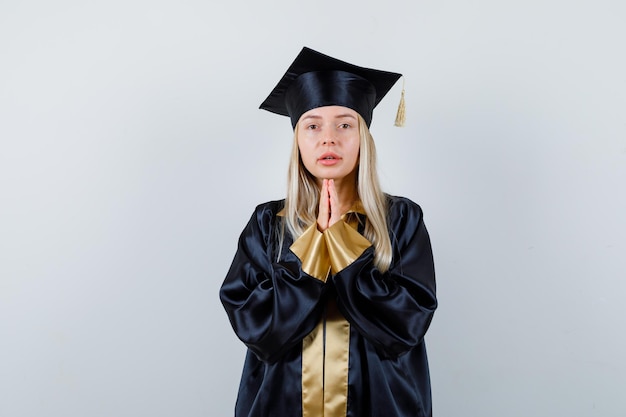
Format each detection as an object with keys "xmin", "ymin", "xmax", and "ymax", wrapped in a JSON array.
[{"xmin": 299, "ymin": 105, "xmax": 359, "ymax": 121}]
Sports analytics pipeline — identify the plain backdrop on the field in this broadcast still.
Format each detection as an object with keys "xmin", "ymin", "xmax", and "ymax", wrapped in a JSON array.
[{"xmin": 1, "ymin": 0, "xmax": 625, "ymax": 416}]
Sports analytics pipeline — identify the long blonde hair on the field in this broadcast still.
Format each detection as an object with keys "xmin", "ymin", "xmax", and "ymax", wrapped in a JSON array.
[{"xmin": 282, "ymin": 114, "xmax": 392, "ymax": 272}]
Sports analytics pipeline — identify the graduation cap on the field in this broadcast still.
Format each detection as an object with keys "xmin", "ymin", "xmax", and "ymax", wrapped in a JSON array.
[{"xmin": 260, "ymin": 47, "xmax": 405, "ymax": 128}]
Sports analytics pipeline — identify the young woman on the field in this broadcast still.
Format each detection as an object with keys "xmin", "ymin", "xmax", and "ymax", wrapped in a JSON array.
[{"xmin": 220, "ymin": 47, "xmax": 437, "ymax": 417}]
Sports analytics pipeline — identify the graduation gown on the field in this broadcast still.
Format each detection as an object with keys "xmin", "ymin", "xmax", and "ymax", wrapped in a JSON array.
[{"xmin": 220, "ymin": 196, "xmax": 437, "ymax": 417}]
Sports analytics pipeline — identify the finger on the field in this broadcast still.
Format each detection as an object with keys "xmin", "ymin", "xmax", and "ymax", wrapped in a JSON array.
[
  {"xmin": 321, "ymin": 179, "xmax": 330, "ymax": 211},
  {"xmin": 324, "ymin": 179, "xmax": 331, "ymax": 200},
  {"xmin": 317, "ymin": 179, "xmax": 330, "ymax": 231},
  {"xmin": 328, "ymin": 179, "xmax": 342, "ymax": 226}
]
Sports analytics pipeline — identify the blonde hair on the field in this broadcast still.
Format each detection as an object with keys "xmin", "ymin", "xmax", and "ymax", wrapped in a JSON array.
[{"xmin": 282, "ymin": 114, "xmax": 392, "ymax": 272}]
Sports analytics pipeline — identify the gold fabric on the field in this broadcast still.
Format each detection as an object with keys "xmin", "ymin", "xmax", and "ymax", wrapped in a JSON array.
[
  {"xmin": 301, "ymin": 298, "xmax": 351, "ymax": 417},
  {"xmin": 325, "ymin": 219, "xmax": 372, "ymax": 274},
  {"xmin": 302, "ymin": 320, "xmax": 324, "ymax": 417},
  {"xmin": 299, "ymin": 203, "xmax": 370, "ymax": 417},
  {"xmin": 290, "ymin": 225, "xmax": 331, "ymax": 282},
  {"xmin": 287, "ymin": 202, "xmax": 369, "ymax": 281},
  {"xmin": 323, "ymin": 299, "xmax": 351, "ymax": 417}
]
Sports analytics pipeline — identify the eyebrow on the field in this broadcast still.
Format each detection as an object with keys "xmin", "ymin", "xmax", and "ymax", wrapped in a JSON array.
[{"xmin": 301, "ymin": 115, "xmax": 322, "ymax": 120}]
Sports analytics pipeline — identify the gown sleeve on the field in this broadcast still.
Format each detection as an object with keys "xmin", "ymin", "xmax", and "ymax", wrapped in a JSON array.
[
  {"xmin": 329, "ymin": 198, "xmax": 437, "ymax": 358},
  {"xmin": 219, "ymin": 202, "xmax": 327, "ymax": 364}
]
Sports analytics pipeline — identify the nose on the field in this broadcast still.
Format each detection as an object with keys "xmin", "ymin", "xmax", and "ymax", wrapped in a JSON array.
[{"xmin": 322, "ymin": 136, "xmax": 336, "ymax": 145}]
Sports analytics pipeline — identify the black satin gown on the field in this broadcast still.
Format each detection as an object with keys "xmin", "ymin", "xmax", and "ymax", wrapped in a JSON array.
[{"xmin": 220, "ymin": 196, "xmax": 437, "ymax": 417}]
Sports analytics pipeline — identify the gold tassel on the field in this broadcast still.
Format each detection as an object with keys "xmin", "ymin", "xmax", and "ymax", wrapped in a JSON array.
[{"xmin": 394, "ymin": 77, "xmax": 406, "ymax": 127}]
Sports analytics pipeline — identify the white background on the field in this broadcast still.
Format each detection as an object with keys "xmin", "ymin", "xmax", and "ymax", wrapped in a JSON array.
[{"xmin": 1, "ymin": 0, "xmax": 625, "ymax": 416}]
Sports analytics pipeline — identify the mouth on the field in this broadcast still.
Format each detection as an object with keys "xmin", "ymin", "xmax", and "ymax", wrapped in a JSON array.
[
  {"xmin": 317, "ymin": 152, "xmax": 342, "ymax": 166},
  {"xmin": 318, "ymin": 152, "xmax": 341, "ymax": 161}
]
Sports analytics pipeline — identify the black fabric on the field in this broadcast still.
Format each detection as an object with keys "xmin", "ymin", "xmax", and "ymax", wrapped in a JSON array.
[
  {"xmin": 285, "ymin": 70, "xmax": 376, "ymax": 128},
  {"xmin": 220, "ymin": 196, "xmax": 437, "ymax": 417},
  {"xmin": 259, "ymin": 47, "xmax": 402, "ymax": 128}
]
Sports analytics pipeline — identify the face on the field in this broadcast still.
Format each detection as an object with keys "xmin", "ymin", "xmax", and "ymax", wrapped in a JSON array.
[{"xmin": 296, "ymin": 106, "xmax": 360, "ymax": 185}]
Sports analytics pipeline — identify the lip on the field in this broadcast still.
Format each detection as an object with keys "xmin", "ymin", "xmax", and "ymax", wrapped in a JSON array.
[{"xmin": 317, "ymin": 152, "xmax": 342, "ymax": 166}]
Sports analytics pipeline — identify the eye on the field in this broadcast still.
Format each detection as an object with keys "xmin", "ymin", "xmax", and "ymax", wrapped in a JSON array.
[
  {"xmin": 338, "ymin": 123, "xmax": 351, "ymax": 129},
  {"xmin": 306, "ymin": 124, "xmax": 318, "ymax": 130}
]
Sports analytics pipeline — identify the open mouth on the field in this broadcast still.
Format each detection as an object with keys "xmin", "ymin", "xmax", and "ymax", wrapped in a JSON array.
[{"xmin": 319, "ymin": 153, "xmax": 341, "ymax": 161}]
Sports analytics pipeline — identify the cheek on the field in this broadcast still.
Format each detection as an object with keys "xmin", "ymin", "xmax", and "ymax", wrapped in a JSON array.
[
  {"xmin": 349, "ymin": 141, "xmax": 361, "ymax": 164},
  {"xmin": 297, "ymin": 143, "xmax": 311, "ymax": 162},
  {"xmin": 297, "ymin": 135, "xmax": 309, "ymax": 153},
  {"xmin": 297, "ymin": 144, "xmax": 316, "ymax": 171}
]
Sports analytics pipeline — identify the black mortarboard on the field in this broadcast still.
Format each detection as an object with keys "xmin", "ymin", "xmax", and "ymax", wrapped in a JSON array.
[{"xmin": 260, "ymin": 47, "xmax": 403, "ymax": 128}]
